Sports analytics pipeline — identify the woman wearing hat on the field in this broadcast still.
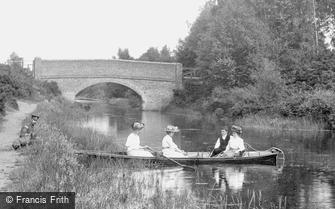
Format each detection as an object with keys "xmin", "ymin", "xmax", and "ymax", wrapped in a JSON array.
[
  {"xmin": 224, "ymin": 125, "xmax": 245, "ymax": 157},
  {"xmin": 162, "ymin": 125, "xmax": 187, "ymax": 158},
  {"xmin": 125, "ymin": 121, "xmax": 153, "ymax": 157}
]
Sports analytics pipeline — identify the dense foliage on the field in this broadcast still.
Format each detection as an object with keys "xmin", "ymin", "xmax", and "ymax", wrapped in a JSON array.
[
  {"xmin": 138, "ymin": 45, "xmax": 175, "ymax": 62},
  {"xmin": 117, "ymin": 48, "xmax": 134, "ymax": 60},
  {"xmin": 173, "ymin": 0, "xmax": 335, "ymax": 128},
  {"xmin": 0, "ymin": 61, "xmax": 61, "ymax": 115}
]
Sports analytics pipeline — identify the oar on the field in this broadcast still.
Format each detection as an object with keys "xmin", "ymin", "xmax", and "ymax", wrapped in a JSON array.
[{"xmin": 146, "ymin": 147, "xmax": 196, "ymax": 171}]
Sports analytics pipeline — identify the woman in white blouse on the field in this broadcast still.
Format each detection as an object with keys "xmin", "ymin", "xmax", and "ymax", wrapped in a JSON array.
[
  {"xmin": 224, "ymin": 125, "xmax": 245, "ymax": 157},
  {"xmin": 162, "ymin": 125, "xmax": 187, "ymax": 158},
  {"xmin": 125, "ymin": 121, "xmax": 153, "ymax": 157}
]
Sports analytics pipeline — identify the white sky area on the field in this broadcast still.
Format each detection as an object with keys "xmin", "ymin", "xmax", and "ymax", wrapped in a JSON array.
[{"xmin": 0, "ymin": 0, "xmax": 208, "ymax": 65}]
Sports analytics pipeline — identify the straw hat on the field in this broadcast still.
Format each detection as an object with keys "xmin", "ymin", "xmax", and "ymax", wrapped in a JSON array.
[
  {"xmin": 131, "ymin": 121, "xmax": 145, "ymax": 130},
  {"xmin": 231, "ymin": 125, "xmax": 242, "ymax": 134},
  {"xmin": 165, "ymin": 125, "xmax": 180, "ymax": 133}
]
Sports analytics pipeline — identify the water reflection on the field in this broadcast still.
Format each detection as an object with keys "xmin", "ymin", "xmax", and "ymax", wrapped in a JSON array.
[
  {"xmin": 211, "ymin": 167, "xmax": 245, "ymax": 193},
  {"xmin": 80, "ymin": 104, "xmax": 335, "ymax": 208},
  {"xmin": 81, "ymin": 116, "xmax": 117, "ymax": 138},
  {"xmin": 82, "ymin": 110, "xmax": 182, "ymax": 150},
  {"xmin": 131, "ymin": 167, "xmax": 192, "ymax": 196},
  {"xmin": 298, "ymin": 177, "xmax": 334, "ymax": 209}
]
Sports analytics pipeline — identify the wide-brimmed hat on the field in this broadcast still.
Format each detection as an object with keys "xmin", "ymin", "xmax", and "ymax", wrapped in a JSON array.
[
  {"xmin": 165, "ymin": 125, "xmax": 180, "ymax": 133},
  {"xmin": 131, "ymin": 121, "xmax": 145, "ymax": 130},
  {"xmin": 231, "ymin": 125, "xmax": 242, "ymax": 134}
]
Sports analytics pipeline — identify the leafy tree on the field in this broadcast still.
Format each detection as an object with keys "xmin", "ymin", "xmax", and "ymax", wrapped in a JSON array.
[
  {"xmin": 175, "ymin": 40, "xmax": 197, "ymax": 67},
  {"xmin": 138, "ymin": 47, "xmax": 161, "ymax": 62},
  {"xmin": 159, "ymin": 45, "xmax": 174, "ymax": 62},
  {"xmin": 173, "ymin": 0, "xmax": 335, "ymax": 127},
  {"xmin": 177, "ymin": 0, "xmax": 274, "ymax": 91},
  {"xmin": 138, "ymin": 46, "xmax": 175, "ymax": 62},
  {"xmin": 117, "ymin": 48, "xmax": 134, "ymax": 60},
  {"xmin": 8, "ymin": 52, "xmax": 24, "ymax": 67}
]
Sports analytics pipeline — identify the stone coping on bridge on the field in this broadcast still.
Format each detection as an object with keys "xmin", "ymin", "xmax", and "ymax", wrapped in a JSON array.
[
  {"xmin": 38, "ymin": 75, "xmax": 177, "ymax": 82},
  {"xmin": 34, "ymin": 57, "xmax": 181, "ymax": 65}
]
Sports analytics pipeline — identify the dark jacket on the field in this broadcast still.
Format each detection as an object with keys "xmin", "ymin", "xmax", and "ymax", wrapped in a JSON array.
[{"xmin": 210, "ymin": 133, "xmax": 231, "ymax": 157}]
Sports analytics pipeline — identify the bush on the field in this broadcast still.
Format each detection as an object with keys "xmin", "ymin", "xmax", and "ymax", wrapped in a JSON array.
[
  {"xmin": 0, "ymin": 64, "xmax": 46, "ymax": 115},
  {"xmin": 278, "ymin": 90, "xmax": 308, "ymax": 117},
  {"xmin": 279, "ymin": 89, "xmax": 335, "ymax": 128},
  {"xmin": 38, "ymin": 81, "xmax": 62, "ymax": 100},
  {"xmin": 205, "ymin": 86, "xmax": 261, "ymax": 117},
  {"xmin": 172, "ymin": 81, "xmax": 210, "ymax": 107},
  {"xmin": 8, "ymin": 65, "xmax": 34, "ymax": 98},
  {"xmin": 205, "ymin": 58, "xmax": 286, "ymax": 117},
  {"xmin": 0, "ymin": 74, "xmax": 22, "ymax": 114}
]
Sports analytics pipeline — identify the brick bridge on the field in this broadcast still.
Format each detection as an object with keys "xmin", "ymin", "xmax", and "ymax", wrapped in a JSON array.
[{"xmin": 33, "ymin": 58, "xmax": 183, "ymax": 110}]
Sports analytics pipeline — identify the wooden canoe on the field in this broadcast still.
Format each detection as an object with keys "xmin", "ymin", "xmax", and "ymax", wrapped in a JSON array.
[{"xmin": 75, "ymin": 149, "xmax": 280, "ymax": 166}]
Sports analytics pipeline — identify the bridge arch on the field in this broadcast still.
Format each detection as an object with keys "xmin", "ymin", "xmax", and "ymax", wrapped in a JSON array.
[{"xmin": 74, "ymin": 80, "xmax": 144, "ymax": 107}]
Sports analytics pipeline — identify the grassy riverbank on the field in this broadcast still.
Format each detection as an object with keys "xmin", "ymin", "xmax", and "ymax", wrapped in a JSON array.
[
  {"xmin": 235, "ymin": 115, "xmax": 325, "ymax": 132},
  {"xmin": 8, "ymin": 97, "xmax": 288, "ymax": 208},
  {"xmin": 164, "ymin": 103, "xmax": 325, "ymax": 132}
]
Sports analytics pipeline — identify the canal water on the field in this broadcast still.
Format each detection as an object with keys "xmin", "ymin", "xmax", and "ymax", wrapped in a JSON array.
[{"xmin": 82, "ymin": 104, "xmax": 335, "ymax": 209}]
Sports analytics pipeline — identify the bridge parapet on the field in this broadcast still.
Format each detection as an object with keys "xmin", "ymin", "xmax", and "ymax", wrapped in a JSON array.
[{"xmin": 34, "ymin": 58, "xmax": 182, "ymax": 85}]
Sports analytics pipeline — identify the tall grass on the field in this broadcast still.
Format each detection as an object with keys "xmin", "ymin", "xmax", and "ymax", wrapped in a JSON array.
[
  {"xmin": 235, "ymin": 114, "xmax": 325, "ymax": 132},
  {"xmin": 9, "ymin": 97, "xmax": 288, "ymax": 208}
]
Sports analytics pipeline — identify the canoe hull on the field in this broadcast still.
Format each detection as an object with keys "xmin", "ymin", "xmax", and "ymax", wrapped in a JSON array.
[{"xmin": 75, "ymin": 150, "xmax": 279, "ymax": 166}]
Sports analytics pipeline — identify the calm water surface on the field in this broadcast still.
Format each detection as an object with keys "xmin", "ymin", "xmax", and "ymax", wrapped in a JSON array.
[{"xmin": 82, "ymin": 104, "xmax": 335, "ymax": 209}]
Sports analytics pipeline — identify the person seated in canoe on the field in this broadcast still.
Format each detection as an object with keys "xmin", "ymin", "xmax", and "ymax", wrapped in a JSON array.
[
  {"xmin": 223, "ymin": 125, "xmax": 245, "ymax": 157},
  {"xmin": 162, "ymin": 125, "xmax": 187, "ymax": 158},
  {"xmin": 210, "ymin": 126, "xmax": 230, "ymax": 157},
  {"xmin": 125, "ymin": 121, "xmax": 154, "ymax": 157}
]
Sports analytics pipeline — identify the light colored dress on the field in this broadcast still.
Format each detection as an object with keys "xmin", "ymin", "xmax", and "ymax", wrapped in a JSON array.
[
  {"xmin": 162, "ymin": 135, "xmax": 186, "ymax": 158},
  {"xmin": 224, "ymin": 134, "xmax": 245, "ymax": 157},
  {"xmin": 125, "ymin": 133, "xmax": 153, "ymax": 157}
]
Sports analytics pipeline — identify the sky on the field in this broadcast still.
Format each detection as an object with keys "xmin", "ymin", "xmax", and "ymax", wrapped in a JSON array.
[{"xmin": 0, "ymin": 0, "xmax": 208, "ymax": 65}]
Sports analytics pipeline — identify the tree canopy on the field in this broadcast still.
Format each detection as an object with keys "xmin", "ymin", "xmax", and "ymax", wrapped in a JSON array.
[
  {"xmin": 117, "ymin": 48, "xmax": 134, "ymax": 60},
  {"xmin": 173, "ymin": 0, "xmax": 335, "ymax": 128},
  {"xmin": 138, "ymin": 45, "xmax": 175, "ymax": 62}
]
